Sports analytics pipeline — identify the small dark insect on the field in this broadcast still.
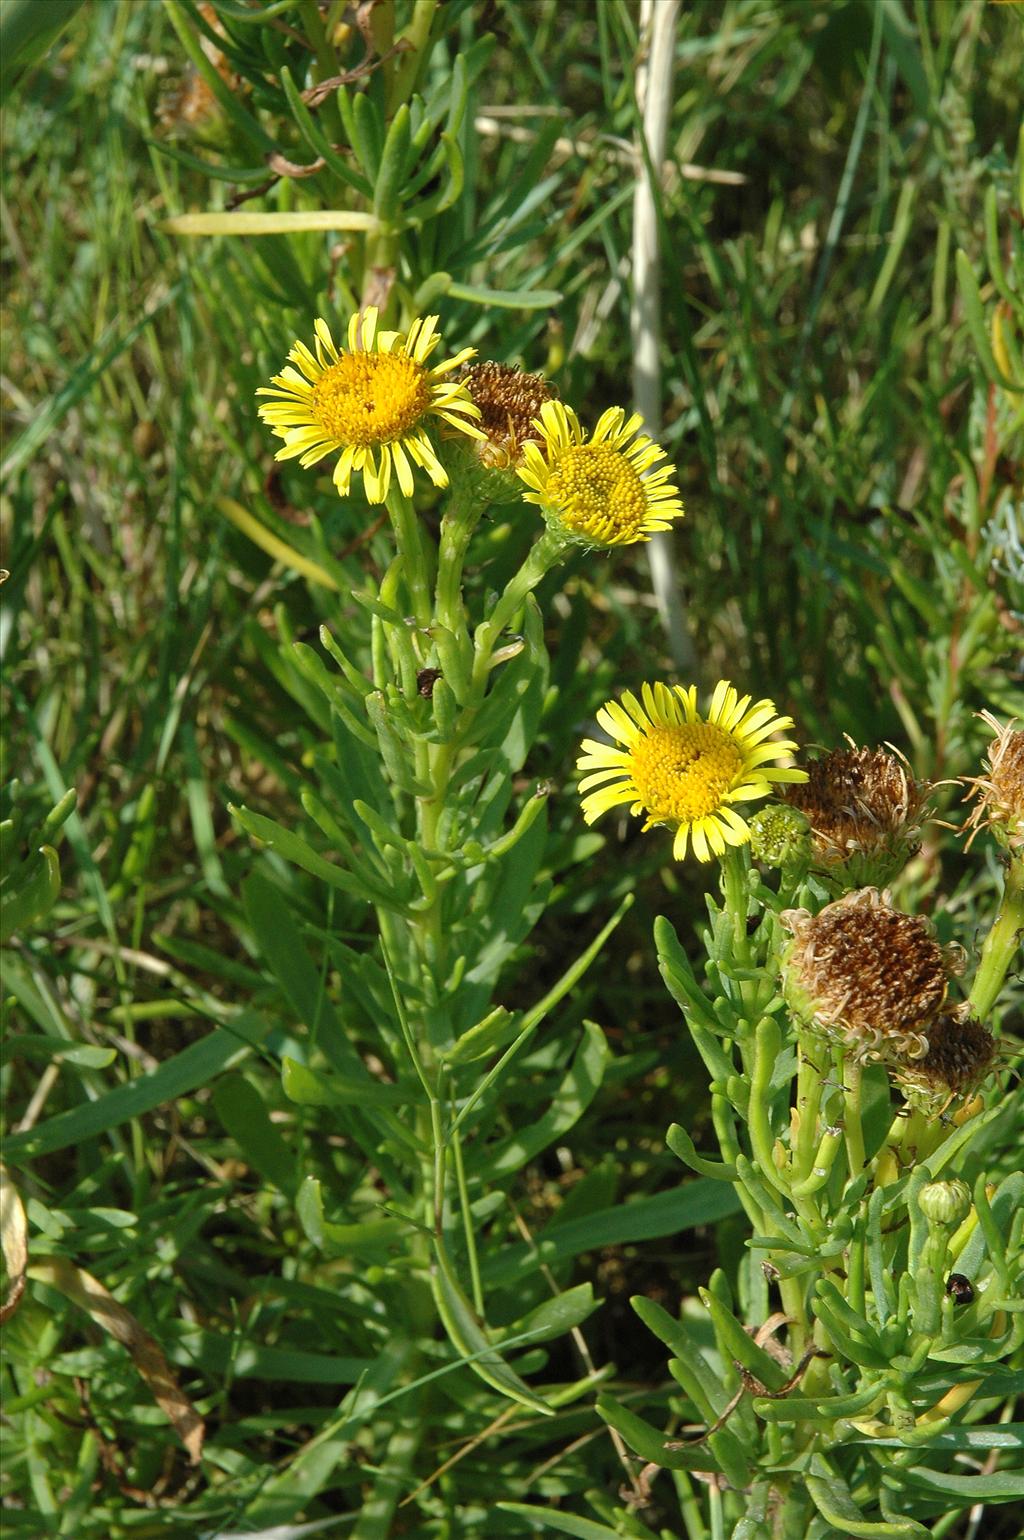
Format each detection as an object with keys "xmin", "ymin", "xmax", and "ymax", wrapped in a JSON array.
[
  {"xmin": 945, "ymin": 1272, "xmax": 974, "ymax": 1305},
  {"xmin": 416, "ymin": 668, "xmax": 442, "ymax": 698}
]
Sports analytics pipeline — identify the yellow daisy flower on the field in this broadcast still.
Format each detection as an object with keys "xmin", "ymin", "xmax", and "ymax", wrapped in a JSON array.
[
  {"xmin": 577, "ymin": 680, "xmax": 807, "ymax": 861},
  {"xmin": 516, "ymin": 401, "xmax": 683, "ymax": 548},
  {"xmin": 256, "ymin": 308, "xmax": 484, "ymax": 504}
]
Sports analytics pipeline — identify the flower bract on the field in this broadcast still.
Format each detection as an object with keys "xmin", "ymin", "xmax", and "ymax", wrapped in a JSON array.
[
  {"xmin": 256, "ymin": 308, "xmax": 483, "ymax": 503},
  {"xmin": 577, "ymin": 680, "xmax": 806, "ymax": 861},
  {"xmin": 517, "ymin": 401, "xmax": 683, "ymax": 548}
]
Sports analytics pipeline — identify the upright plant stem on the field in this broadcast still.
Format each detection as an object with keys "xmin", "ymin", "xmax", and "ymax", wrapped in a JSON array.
[
  {"xmin": 435, "ymin": 486, "xmax": 484, "ymax": 632},
  {"xmin": 840, "ymin": 1049, "xmax": 866, "ymax": 1178},
  {"xmin": 385, "ymin": 485, "xmax": 434, "ymax": 628},
  {"xmin": 968, "ymin": 854, "xmax": 1024, "ymax": 1020},
  {"xmin": 470, "ymin": 528, "xmax": 564, "ymax": 691},
  {"xmin": 632, "ymin": 0, "xmax": 695, "ymax": 674}
]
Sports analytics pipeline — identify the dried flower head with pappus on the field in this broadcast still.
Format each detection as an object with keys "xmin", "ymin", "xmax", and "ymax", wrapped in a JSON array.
[
  {"xmin": 784, "ymin": 740, "xmax": 930, "ymax": 887},
  {"xmin": 961, "ymin": 712, "xmax": 1024, "ymax": 852},
  {"xmin": 781, "ymin": 887, "xmax": 965, "ymax": 1063},
  {"xmin": 891, "ymin": 1008, "xmax": 999, "ymax": 1115},
  {"xmin": 441, "ymin": 362, "xmax": 558, "ymax": 505}
]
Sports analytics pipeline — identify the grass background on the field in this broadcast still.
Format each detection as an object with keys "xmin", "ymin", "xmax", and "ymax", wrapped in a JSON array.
[{"xmin": 2, "ymin": 0, "xmax": 1022, "ymax": 1534}]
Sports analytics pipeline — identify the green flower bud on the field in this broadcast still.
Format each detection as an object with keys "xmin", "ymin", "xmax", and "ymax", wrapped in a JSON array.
[
  {"xmin": 748, "ymin": 803, "xmax": 812, "ymax": 868},
  {"xmin": 919, "ymin": 1179, "xmax": 971, "ymax": 1227}
]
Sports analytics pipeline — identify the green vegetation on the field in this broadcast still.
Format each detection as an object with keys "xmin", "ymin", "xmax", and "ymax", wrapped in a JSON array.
[{"xmin": 2, "ymin": 2, "xmax": 1022, "ymax": 1536}]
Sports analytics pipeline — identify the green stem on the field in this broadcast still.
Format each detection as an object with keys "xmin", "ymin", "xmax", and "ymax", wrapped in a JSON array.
[
  {"xmin": 793, "ymin": 1030, "xmax": 826, "ymax": 1182},
  {"xmin": 719, "ymin": 846, "xmax": 752, "ymax": 963},
  {"xmin": 451, "ymin": 1125, "xmax": 483, "ymax": 1315},
  {"xmin": 968, "ymin": 853, "xmax": 1024, "ymax": 1020},
  {"xmin": 436, "ymin": 485, "xmax": 486, "ymax": 633},
  {"xmin": 470, "ymin": 528, "xmax": 565, "ymax": 691},
  {"xmin": 840, "ymin": 1049, "xmax": 866, "ymax": 1179},
  {"xmin": 385, "ymin": 485, "xmax": 434, "ymax": 628},
  {"xmin": 363, "ymin": 224, "xmax": 400, "ymax": 322},
  {"xmin": 748, "ymin": 1017, "xmax": 787, "ymax": 1195}
]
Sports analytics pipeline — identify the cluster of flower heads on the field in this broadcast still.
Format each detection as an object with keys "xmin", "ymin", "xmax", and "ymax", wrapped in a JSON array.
[
  {"xmin": 780, "ymin": 887, "xmax": 997, "ymax": 1112},
  {"xmin": 257, "ymin": 307, "xmax": 684, "ymax": 546},
  {"xmin": 257, "ymin": 309, "xmax": 1014, "ymax": 1112}
]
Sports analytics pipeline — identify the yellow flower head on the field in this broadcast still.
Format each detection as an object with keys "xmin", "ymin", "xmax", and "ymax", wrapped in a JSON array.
[
  {"xmin": 577, "ymin": 680, "xmax": 807, "ymax": 861},
  {"xmin": 256, "ymin": 308, "xmax": 484, "ymax": 503},
  {"xmin": 517, "ymin": 401, "xmax": 683, "ymax": 548}
]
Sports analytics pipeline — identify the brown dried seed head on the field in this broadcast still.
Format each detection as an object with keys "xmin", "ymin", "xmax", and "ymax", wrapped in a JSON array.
[
  {"xmin": 784, "ymin": 743, "xmax": 926, "ymax": 880},
  {"xmin": 893, "ymin": 1010, "xmax": 998, "ymax": 1099},
  {"xmin": 457, "ymin": 362, "xmax": 556, "ymax": 468},
  {"xmin": 962, "ymin": 712, "xmax": 1024, "ymax": 851},
  {"xmin": 782, "ymin": 888, "xmax": 955, "ymax": 1060}
]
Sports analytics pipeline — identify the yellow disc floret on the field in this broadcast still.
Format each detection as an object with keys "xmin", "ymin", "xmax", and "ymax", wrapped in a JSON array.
[
  {"xmin": 310, "ymin": 352, "xmax": 432, "ymax": 446},
  {"xmin": 544, "ymin": 445, "xmax": 649, "ymax": 544},
  {"xmin": 629, "ymin": 723, "xmax": 745, "ymax": 826}
]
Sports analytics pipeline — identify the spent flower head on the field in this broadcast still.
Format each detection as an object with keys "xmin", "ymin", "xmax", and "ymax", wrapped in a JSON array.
[
  {"xmin": 891, "ymin": 1009, "xmax": 998, "ymax": 1115},
  {"xmin": 961, "ymin": 712, "xmax": 1024, "ymax": 852},
  {"xmin": 577, "ymin": 680, "xmax": 806, "ymax": 862},
  {"xmin": 443, "ymin": 362, "xmax": 557, "ymax": 505},
  {"xmin": 459, "ymin": 361, "xmax": 555, "ymax": 468},
  {"xmin": 517, "ymin": 401, "xmax": 683, "ymax": 549},
  {"xmin": 784, "ymin": 741, "xmax": 928, "ymax": 887},
  {"xmin": 256, "ymin": 308, "xmax": 483, "ymax": 503},
  {"xmin": 781, "ymin": 888, "xmax": 964, "ymax": 1062}
]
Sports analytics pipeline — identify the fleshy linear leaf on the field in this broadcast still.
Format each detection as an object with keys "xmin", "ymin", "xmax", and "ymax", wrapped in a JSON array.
[
  {"xmin": 445, "ymin": 279, "xmax": 563, "ymax": 309},
  {"xmin": 295, "ymin": 1177, "xmax": 406, "ymax": 1255},
  {"xmin": 806, "ymin": 1454, "xmax": 929, "ymax": 1538},
  {"xmin": 211, "ymin": 1074, "xmax": 298, "ymax": 1197},
  {"xmin": 431, "ymin": 1238, "xmax": 553, "ymax": 1415},
  {"xmin": 956, "ymin": 248, "xmax": 1023, "ymax": 392},
  {"xmin": 473, "ymin": 1021, "xmax": 609, "ymax": 1181},
  {"xmin": 496, "ymin": 1505, "xmax": 638, "ymax": 1539},
  {"xmin": 496, "ymin": 1283, "xmax": 598, "ymax": 1349},
  {"xmin": 595, "ymin": 1392, "xmax": 722, "ymax": 1473},
  {"xmin": 864, "ymin": 1424, "xmax": 1024, "ymax": 1451},
  {"xmin": 0, "ymin": 845, "xmax": 61, "ymax": 942},
  {"xmin": 885, "ymin": 1465, "xmax": 1024, "ymax": 1501},
  {"xmin": 281, "ymin": 1057, "xmax": 412, "ymax": 1108}
]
